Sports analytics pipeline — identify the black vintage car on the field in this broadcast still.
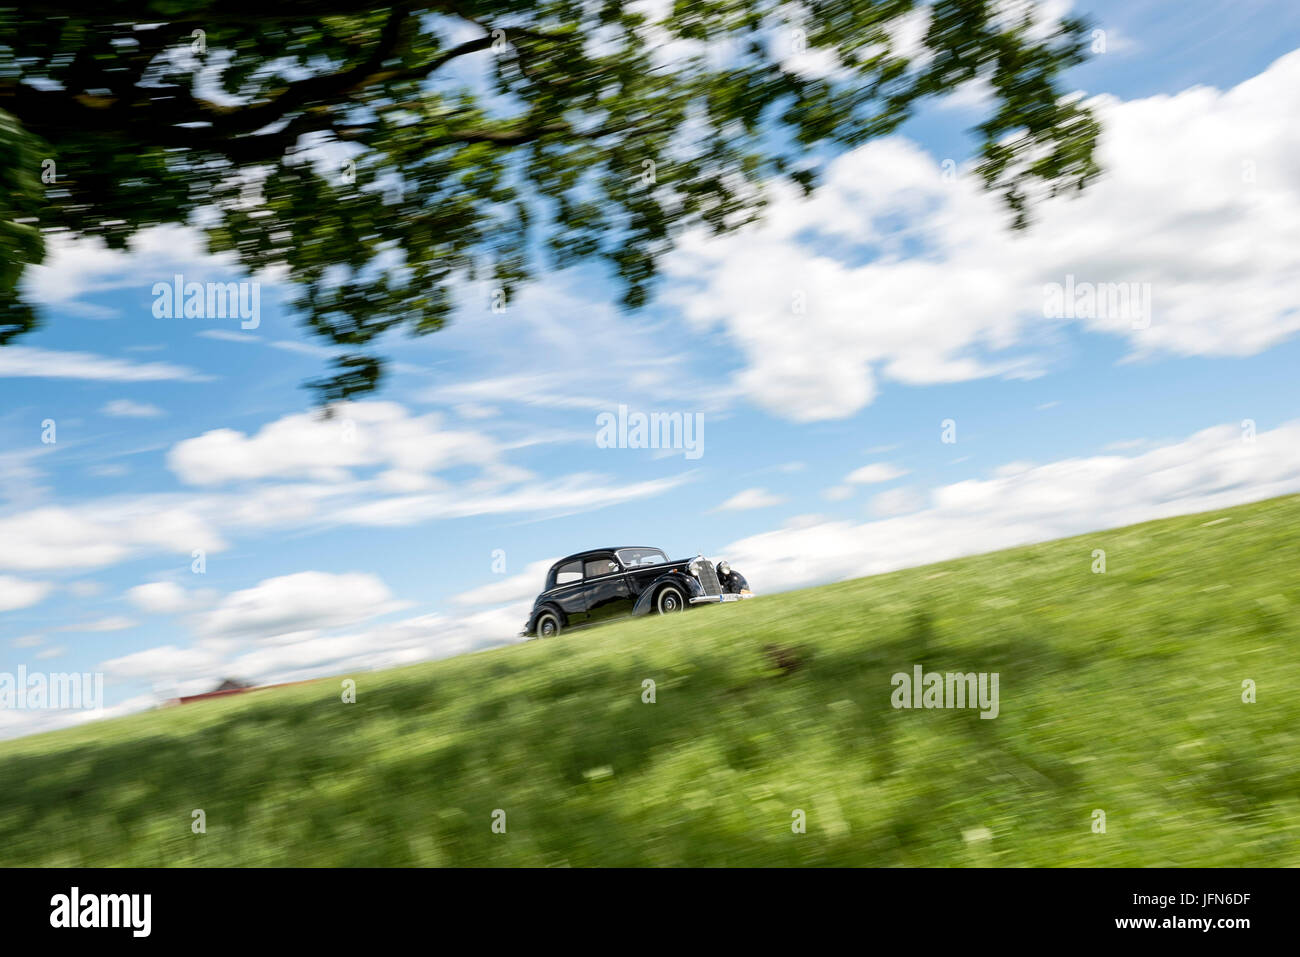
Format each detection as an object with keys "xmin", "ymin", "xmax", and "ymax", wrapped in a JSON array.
[{"xmin": 522, "ymin": 546, "xmax": 752, "ymax": 638}]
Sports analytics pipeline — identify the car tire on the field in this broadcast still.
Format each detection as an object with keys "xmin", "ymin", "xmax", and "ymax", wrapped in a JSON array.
[
  {"xmin": 656, "ymin": 584, "xmax": 685, "ymax": 614},
  {"xmin": 536, "ymin": 610, "xmax": 561, "ymax": 638}
]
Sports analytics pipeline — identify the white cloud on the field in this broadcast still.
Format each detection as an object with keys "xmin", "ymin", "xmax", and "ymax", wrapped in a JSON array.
[
  {"xmin": 96, "ymin": 603, "xmax": 526, "ymax": 700},
  {"xmin": 0, "ymin": 503, "xmax": 224, "ymax": 573},
  {"xmin": 65, "ymin": 616, "xmax": 138, "ymax": 633},
  {"xmin": 1092, "ymin": 24, "xmax": 1137, "ymax": 55},
  {"xmin": 197, "ymin": 329, "xmax": 260, "ymax": 343},
  {"xmin": 167, "ymin": 401, "xmax": 503, "ymax": 485},
  {"xmin": 422, "ymin": 371, "xmax": 612, "ymax": 413},
  {"xmin": 421, "ymin": 274, "xmax": 735, "ymax": 420},
  {"xmin": 870, "ymin": 486, "xmax": 926, "ymax": 517},
  {"xmin": 452, "ymin": 559, "xmax": 556, "ymax": 607},
  {"xmin": 665, "ymin": 49, "xmax": 1300, "ymax": 421},
  {"xmin": 0, "ymin": 346, "xmax": 206, "ymax": 382},
  {"xmin": 0, "ymin": 412, "xmax": 688, "ymax": 576},
  {"xmin": 197, "ymin": 571, "xmax": 407, "ymax": 640},
  {"xmin": 935, "ymin": 76, "xmax": 996, "ymax": 113},
  {"xmin": 0, "ymin": 690, "xmax": 164, "ymax": 742},
  {"xmin": 126, "ymin": 581, "xmax": 195, "ymax": 615},
  {"xmin": 0, "ymin": 576, "xmax": 53, "ymax": 612},
  {"xmin": 234, "ymin": 602, "xmax": 527, "ymax": 685},
  {"xmin": 327, "ymin": 472, "xmax": 692, "ymax": 527},
  {"xmin": 103, "ymin": 644, "xmax": 222, "ymax": 683},
  {"xmin": 1104, "ymin": 438, "xmax": 1150, "ymax": 452},
  {"xmin": 101, "ymin": 399, "xmax": 165, "ymax": 418},
  {"xmin": 0, "ymin": 448, "xmax": 51, "ymax": 509},
  {"xmin": 721, "ymin": 419, "xmax": 1300, "ymax": 592},
  {"xmin": 993, "ymin": 0, "xmax": 1075, "ymax": 42},
  {"xmin": 715, "ymin": 487, "xmax": 787, "ymax": 511},
  {"xmin": 845, "ymin": 463, "xmax": 908, "ymax": 484},
  {"xmin": 269, "ymin": 340, "xmax": 334, "ymax": 358},
  {"xmin": 0, "ymin": 500, "xmax": 225, "ymax": 573},
  {"xmin": 23, "ymin": 223, "xmax": 284, "ymax": 318},
  {"xmin": 88, "ymin": 464, "xmax": 131, "ymax": 480},
  {"xmin": 455, "ymin": 403, "xmax": 500, "ymax": 420}
]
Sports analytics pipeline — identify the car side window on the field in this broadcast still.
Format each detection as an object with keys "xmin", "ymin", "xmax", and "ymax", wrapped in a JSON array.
[
  {"xmin": 584, "ymin": 557, "xmax": 619, "ymax": 578},
  {"xmin": 555, "ymin": 560, "xmax": 582, "ymax": 585}
]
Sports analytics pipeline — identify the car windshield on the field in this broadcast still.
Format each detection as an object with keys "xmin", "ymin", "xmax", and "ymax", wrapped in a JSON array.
[{"xmin": 616, "ymin": 547, "xmax": 669, "ymax": 567}]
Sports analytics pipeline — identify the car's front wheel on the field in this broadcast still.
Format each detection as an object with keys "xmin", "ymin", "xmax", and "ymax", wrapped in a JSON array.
[
  {"xmin": 656, "ymin": 584, "xmax": 685, "ymax": 614},
  {"xmin": 536, "ymin": 610, "xmax": 561, "ymax": 638}
]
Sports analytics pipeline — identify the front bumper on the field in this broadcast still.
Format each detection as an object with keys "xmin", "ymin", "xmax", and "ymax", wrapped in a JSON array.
[{"xmin": 689, "ymin": 592, "xmax": 754, "ymax": 604}]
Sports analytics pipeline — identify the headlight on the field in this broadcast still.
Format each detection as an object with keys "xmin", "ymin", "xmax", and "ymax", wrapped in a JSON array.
[{"xmin": 688, "ymin": 559, "xmax": 702, "ymax": 578}]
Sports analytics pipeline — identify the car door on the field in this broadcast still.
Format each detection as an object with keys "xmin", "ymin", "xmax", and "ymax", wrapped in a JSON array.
[
  {"xmin": 582, "ymin": 553, "xmax": 633, "ymax": 624},
  {"xmin": 548, "ymin": 559, "xmax": 589, "ymax": 625}
]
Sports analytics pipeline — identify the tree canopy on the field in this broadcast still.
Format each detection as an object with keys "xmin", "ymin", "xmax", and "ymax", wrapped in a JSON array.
[{"xmin": 0, "ymin": 1, "xmax": 1101, "ymax": 399}]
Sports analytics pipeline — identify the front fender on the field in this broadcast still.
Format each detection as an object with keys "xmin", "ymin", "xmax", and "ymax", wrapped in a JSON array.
[{"xmin": 632, "ymin": 572, "xmax": 705, "ymax": 616}]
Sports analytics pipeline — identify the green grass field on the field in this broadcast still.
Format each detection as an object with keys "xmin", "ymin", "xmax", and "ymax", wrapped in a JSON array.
[{"xmin": 3, "ymin": 495, "xmax": 1299, "ymax": 866}]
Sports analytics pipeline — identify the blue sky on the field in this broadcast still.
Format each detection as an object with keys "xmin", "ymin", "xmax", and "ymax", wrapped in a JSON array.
[{"xmin": 3, "ymin": 0, "xmax": 1300, "ymax": 737}]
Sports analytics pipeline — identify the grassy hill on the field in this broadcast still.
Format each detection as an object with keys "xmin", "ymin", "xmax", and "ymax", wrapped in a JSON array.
[{"xmin": 3, "ymin": 495, "xmax": 1299, "ymax": 866}]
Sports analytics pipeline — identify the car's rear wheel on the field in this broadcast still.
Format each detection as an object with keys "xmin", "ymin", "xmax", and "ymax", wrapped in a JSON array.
[
  {"xmin": 656, "ymin": 584, "xmax": 685, "ymax": 614},
  {"xmin": 536, "ymin": 610, "xmax": 561, "ymax": 638}
]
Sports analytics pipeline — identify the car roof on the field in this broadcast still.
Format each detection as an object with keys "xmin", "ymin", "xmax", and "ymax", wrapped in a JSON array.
[{"xmin": 551, "ymin": 546, "xmax": 665, "ymax": 567}]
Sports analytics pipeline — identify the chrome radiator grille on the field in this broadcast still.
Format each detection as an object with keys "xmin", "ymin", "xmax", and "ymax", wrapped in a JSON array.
[{"xmin": 697, "ymin": 560, "xmax": 721, "ymax": 597}]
